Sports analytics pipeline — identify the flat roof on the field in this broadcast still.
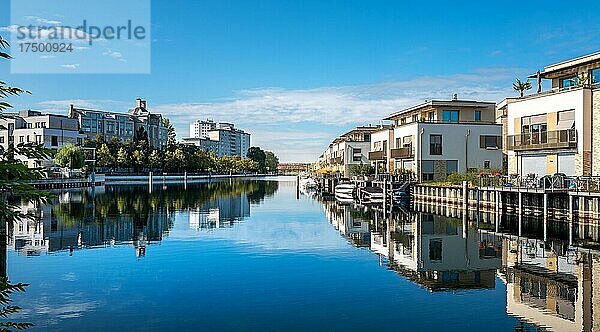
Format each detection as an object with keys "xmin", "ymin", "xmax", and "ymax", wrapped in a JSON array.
[
  {"xmin": 384, "ymin": 100, "xmax": 495, "ymax": 120},
  {"xmin": 529, "ymin": 51, "xmax": 600, "ymax": 78}
]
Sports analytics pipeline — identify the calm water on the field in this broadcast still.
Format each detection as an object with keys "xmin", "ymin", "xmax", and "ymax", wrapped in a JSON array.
[{"xmin": 6, "ymin": 177, "xmax": 600, "ymax": 331}]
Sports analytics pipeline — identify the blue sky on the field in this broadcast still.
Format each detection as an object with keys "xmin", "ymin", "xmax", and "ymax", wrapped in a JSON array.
[{"xmin": 1, "ymin": 0, "xmax": 600, "ymax": 161}]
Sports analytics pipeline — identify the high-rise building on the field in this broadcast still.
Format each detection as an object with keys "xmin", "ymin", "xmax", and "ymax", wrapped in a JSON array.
[{"xmin": 184, "ymin": 120, "xmax": 251, "ymax": 157}]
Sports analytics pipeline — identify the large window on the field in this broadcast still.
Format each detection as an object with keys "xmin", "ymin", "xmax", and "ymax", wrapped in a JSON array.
[
  {"xmin": 446, "ymin": 160, "xmax": 458, "ymax": 176},
  {"xmin": 592, "ymin": 68, "xmax": 600, "ymax": 85},
  {"xmin": 429, "ymin": 239, "xmax": 442, "ymax": 261},
  {"xmin": 422, "ymin": 160, "xmax": 434, "ymax": 181},
  {"xmin": 442, "ymin": 110, "xmax": 459, "ymax": 123},
  {"xmin": 480, "ymin": 135, "xmax": 501, "ymax": 149},
  {"xmin": 51, "ymin": 136, "xmax": 58, "ymax": 147},
  {"xmin": 430, "ymin": 135, "xmax": 442, "ymax": 155},
  {"xmin": 562, "ymin": 76, "xmax": 578, "ymax": 88}
]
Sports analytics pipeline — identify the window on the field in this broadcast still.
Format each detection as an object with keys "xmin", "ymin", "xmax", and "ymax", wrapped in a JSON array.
[
  {"xmin": 430, "ymin": 135, "xmax": 442, "ymax": 155},
  {"xmin": 480, "ymin": 135, "xmax": 501, "ymax": 149},
  {"xmin": 446, "ymin": 160, "xmax": 458, "ymax": 175},
  {"xmin": 51, "ymin": 136, "xmax": 58, "ymax": 147},
  {"xmin": 484, "ymin": 160, "xmax": 490, "ymax": 169},
  {"xmin": 363, "ymin": 133, "xmax": 370, "ymax": 141},
  {"xmin": 442, "ymin": 110, "xmax": 459, "ymax": 123},
  {"xmin": 35, "ymin": 135, "xmax": 42, "ymax": 143},
  {"xmin": 429, "ymin": 239, "xmax": 442, "ymax": 261},
  {"xmin": 0, "ymin": 137, "xmax": 4, "ymax": 143},
  {"xmin": 422, "ymin": 160, "xmax": 434, "ymax": 181},
  {"xmin": 593, "ymin": 68, "xmax": 600, "ymax": 85},
  {"xmin": 562, "ymin": 76, "xmax": 578, "ymax": 88},
  {"xmin": 427, "ymin": 112, "xmax": 435, "ymax": 122},
  {"xmin": 412, "ymin": 114, "xmax": 419, "ymax": 122},
  {"xmin": 475, "ymin": 110, "xmax": 481, "ymax": 121}
]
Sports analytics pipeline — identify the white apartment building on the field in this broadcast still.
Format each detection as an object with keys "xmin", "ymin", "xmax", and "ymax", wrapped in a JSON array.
[
  {"xmin": 500, "ymin": 51, "xmax": 600, "ymax": 178},
  {"xmin": 186, "ymin": 120, "xmax": 251, "ymax": 157},
  {"xmin": 318, "ymin": 126, "xmax": 378, "ymax": 177},
  {"xmin": 370, "ymin": 99, "xmax": 503, "ymax": 181},
  {"xmin": 0, "ymin": 110, "xmax": 84, "ymax": 168}
]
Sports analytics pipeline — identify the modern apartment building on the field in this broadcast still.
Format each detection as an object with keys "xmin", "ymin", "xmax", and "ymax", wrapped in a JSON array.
[
  {"xmin": 185, "ymin": 120, "xmax": 251, "ymax": 157},
  {"xmin": 318, "ymin": 126, "xmax": 378, "ymax": 177},
  {"xmin": 370, "ymin": 99, "xmax": 502, "ymax": 181},
  {"xmin": 0, "ymin": 110, "xmax": 84, "ymax": 167},
  {"xmin": 68, "ymin": 98, "xmax": 168, "ymax": 149},
  {"xmin": 501, "ymin": 51, "xmax": 600, "ymax": 177}
]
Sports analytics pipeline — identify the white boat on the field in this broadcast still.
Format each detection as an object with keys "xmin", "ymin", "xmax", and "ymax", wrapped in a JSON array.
[
  {"xmin": 335, "ymin": 182, "xmax": 355, "ymax": 199},
  {"xmin": 359, "ymin": 187, "xmax": 383, "ymax": 204},
  {"xmin": 299, "ymin": 177, "xmax": 318, "ymax": 190}
]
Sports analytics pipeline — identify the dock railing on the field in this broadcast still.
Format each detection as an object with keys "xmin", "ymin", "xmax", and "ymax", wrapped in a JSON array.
[{"xmin": 479, "ymin": 173, "xmax": 597, "ymax": 192}]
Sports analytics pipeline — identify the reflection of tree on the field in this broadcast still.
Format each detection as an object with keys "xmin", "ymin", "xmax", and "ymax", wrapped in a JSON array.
[{"xmin": 47, "ymin": 180, "xmax": 279, "ymax": 249}]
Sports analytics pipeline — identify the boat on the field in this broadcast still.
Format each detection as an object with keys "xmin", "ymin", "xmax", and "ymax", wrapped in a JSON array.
[
  {"xmin": 335, "ymin": 182, "xmax": 356, "ymax": 201},
  {"xmin": 359, "ymin": 187, "xmax": 383, "ymax": 204},
  {"xmin": 299, "ymin": 177, "xmax": 318, "ymax": 190},
  {"xmin": 392, "ymin": 189, "xmax": 411, "ymax": 205}
]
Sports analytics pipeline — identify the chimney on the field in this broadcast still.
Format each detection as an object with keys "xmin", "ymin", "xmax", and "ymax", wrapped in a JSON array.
[
  {"xmin": 136, "ymin": 98, "xmax": 146, "ymax": 109},
  {"xmin": 452, "ymin": 93, "xmax": 458, "ymax": 101}
]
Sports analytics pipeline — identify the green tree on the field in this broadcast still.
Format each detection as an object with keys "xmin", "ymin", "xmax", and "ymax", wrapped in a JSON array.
[
  {"xmin": 247, "ymin": 147, "xmax": 266, "ymax": 173},
  {"xmin": 0, "ymin": 35, "xmax": 39, "ymax": 331},
  {"xmin": 162, "ymin": 118, "xmax": 177, "ymax": 147},
  {"xmin": 54, "ymin": 145, "xmax": 85, "ymax": 169},
  {"xmin": 96, "ymin": 144, "xmax": 115, "ymax": 168},
  {"xmin": 513, "ymin": 78, "xmax": 532, "ymax": 97},
  {"xmin": 264, "ymin": 151, "xmax": 279, "ymax": 173},
  {"xmin": 117, "ymin": 147, "xmax": 129, "ymax": 168},
  {"xmin": 148, "ymin": 150, "xmax": 162, "ymax": 170}
]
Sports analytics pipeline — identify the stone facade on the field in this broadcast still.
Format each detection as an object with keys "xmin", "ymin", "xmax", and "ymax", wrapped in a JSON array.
[
  {"xmin": 433, "ymin": 160, "xmax": 447, "ymax": 181},
  {"xmin": 593, "ymin": 90, "xmax": 600, "ymax": 175}
]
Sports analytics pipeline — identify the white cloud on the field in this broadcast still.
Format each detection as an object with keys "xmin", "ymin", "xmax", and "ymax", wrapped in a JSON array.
[
  {"xmin": 103, "ymin": 49, "xmax": 123, "ymax": 59},
  {"xmin": 37, "ymin": 68, "xmax": 524, "ymax": 162},
  {"xmin": 25, "ymin": 15, "xmax": 62, "ymax": 25},
  {"xmin": 60, "ymin": 64, "xmax": 80, "ymax": 69}
]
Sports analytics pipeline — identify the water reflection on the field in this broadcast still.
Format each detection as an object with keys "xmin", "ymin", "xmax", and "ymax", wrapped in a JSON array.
[
  {"xmin": 9, "ymin": 180, "xmax": 278, "ymax": 257},
  {"xmin": 323, "ymin": 199, "xmax": 600, "ymax": 331}
]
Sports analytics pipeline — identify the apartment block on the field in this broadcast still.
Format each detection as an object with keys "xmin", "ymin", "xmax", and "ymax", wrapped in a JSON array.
[
  {"xmin": 0, "ymin": 110, "xmax": 84, "ymax": 167},
  {"xmin": 185, "ymin": 120, "xmax": 251, "ymax": 157},
  {"xmin": 501, "ymin": 52, "xmax": 600, "ymax": 177},
  {"xmin": 370, "ymin": 99, "xmax": 502, "ymax": 181},
  {"xmin": 318, "ymin": 126, "xmax": 378, "ymax": 177},
  {"xmin": 69, "ymin": 98, "xmax": 168, "ymax": 149}
]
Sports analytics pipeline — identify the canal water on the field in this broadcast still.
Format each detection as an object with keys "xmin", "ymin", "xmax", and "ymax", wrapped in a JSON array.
[{"xmin": 6, "ymin": 177, "xmax": 600, "ymax": 331}]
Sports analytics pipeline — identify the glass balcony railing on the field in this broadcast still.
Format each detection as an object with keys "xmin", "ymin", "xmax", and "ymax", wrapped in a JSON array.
[
  {"xmin": 391, "ymin": 146, "xmax": 414, "ymax": 159},
  {"xmin": 507, "ymin": 129, "xmax": 577, "ymax": 151},
  {"xmin": 368, "ymin": 150, "xmax": 386, "ymax": 161}
]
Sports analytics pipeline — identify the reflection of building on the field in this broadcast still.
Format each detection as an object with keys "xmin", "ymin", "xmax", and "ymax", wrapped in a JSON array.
[
  {"xmin": 383, "ymin": 212, "xmax": 501, "ymax": 291},
  {"xmin": 499, "ymin": 236, "xmax": 600, "ymax": 332},
  {"xmin": 9, "ymin": 202, "xmax": 50, "ymax": 256},
  {"xmin": 189, "ymin": 194, "xmax": 251, "ymax": 230},
  {"xmin": 323, "ymin": 200, "xmax": 370, "ymax": 247}
]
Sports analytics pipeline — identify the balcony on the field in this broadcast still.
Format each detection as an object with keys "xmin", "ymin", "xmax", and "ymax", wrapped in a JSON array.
[
  {"xmin": 329, "ymin": 157, "xmax": 342, "ymax": 165},
  {"xmin": 368, "ymin": 150, "xmax": 387, "ymax": 161},
  {"xmin": 507, "ymin": 129, "xmax": 577, "ymax": 151},
  {"xmin": 391, "ymin": 146, "xmax": 414, "ymax": 159}
]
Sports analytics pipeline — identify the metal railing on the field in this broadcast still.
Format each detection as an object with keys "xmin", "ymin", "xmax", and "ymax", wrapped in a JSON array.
[{"xmin": 507, "ymin": 129, "xmax": 577, "ymax": 151}]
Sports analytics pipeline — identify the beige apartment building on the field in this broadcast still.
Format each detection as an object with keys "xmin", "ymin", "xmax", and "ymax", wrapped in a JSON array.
[
  {"xmin": 369, "ymin": 99, "xmax": 503, "ymax": 181},
  {"xmin": 318, "ymin": 126, "xmax": 379, "ymax": 177},
  {"xmin": 500, "ymin": 52, "xmax": 600, "ymax": 178}
]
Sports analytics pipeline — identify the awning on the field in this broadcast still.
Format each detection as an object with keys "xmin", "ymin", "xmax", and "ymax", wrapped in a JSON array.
[{"xmin": 556, "ymin": 120, "xmax": 575, "ymax": 130}]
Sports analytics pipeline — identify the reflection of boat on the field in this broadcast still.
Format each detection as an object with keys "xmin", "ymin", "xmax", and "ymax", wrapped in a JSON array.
[
  {"xmin": 359, "ymin": 187, "xmax": 383, "ymax": 204},
  {"xmin": 335, "ymin": 182, "xmax": 355, "ymax": 201},
  {"xmin": 299, "ymin": 177, "xmax": 318, "ymax": 190},
  {"xmin": 392, "ymin": 190, "xmax": 410, "ymax": 205}
]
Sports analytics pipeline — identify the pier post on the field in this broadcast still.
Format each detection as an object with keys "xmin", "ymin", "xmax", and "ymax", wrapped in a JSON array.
[
  {"xmin": 569, "ymin": 194, "xmax": 574, "ymax": 220},
  {"xmin": 518, "ymin": 191, "xmax": 523, "ymax": 213},
  {"xmin": 149, "ymin": 171, "xmax": 153, "ymax": 192},
  {"xmin": 383, "ymin": 178, "xmax": 388, "ymax": 214},
  {"xmin": 296, "ymin": 175, "xmax": 300, "ymax": 200},
  {"xmin": 543, "ymin": 193, "xmax": 548, "ymax": 241},
  {"xmin": 462, "ymin": 181, "xmax": 468, "ymax": 212}
]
